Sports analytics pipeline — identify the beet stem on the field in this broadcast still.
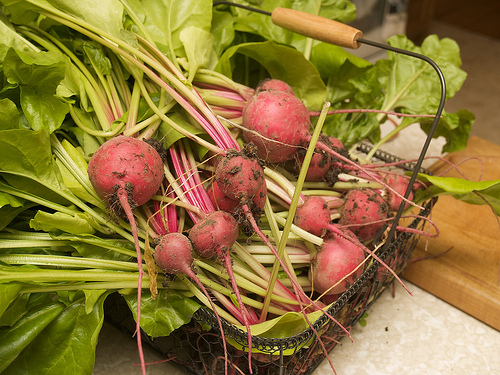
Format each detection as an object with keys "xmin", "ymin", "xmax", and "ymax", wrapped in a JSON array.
[{"xmin": 116, "ymin": 185, "xmax": 146, "ymax": 375}]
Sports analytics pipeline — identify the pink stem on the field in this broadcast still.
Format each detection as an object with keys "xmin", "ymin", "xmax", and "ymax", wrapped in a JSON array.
[
  {"xmin": 116, "ymin": 185, "xmax": 146, "ymax": 375},
  {"xmin": 152, "ymin": 200, "xmax": 169, "ymax": 236},
  {"xmin": 222, "ymin": 253, "xmax": 254, "ymax": 374},
  {"xmin": 166, "ymin": 188, "xmax": 178, "ymax": 233},
  {"xmin": 309, "ymin": 108, "xmax": 438, "ymax": 118},
  {"xmin": 170, "ymin": 147, "xmax": 203, "ymax": 224}
]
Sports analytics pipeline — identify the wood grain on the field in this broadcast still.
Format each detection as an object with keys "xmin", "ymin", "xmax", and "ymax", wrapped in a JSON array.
[{"xmin": 403, "ymin": 136, "xmax": 500, "ymax": 331}]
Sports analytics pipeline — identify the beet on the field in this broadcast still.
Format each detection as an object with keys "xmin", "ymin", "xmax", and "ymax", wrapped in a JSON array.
[
  {"xmin": 339, "ymin": 188, "xmax": 390, "ymax": 242},
  {"xmin": 255, "ymin": 78, "xmax": 294, "ymax": 95},
  {"xmin": 154, "ymin": 232, "xmax": 229, "ymax": 373},
  {"xmin": 88, "ymin": 135, "xmax": 164, "ymax": 211},
  {"xmin": 242, "ymin": 90, "xmax": 310, "ymax": 163},
  {"xmin": 188, "ymin": 211, "xmax": 239, "ymax": 260},
  {"xmin": 383, "ymin": 174, "xmax": 414, "ymax": 211},
  {"xmin": 214, "ymin": 148, "xmax": 265, "ymax": 201},
  {"xmin": 87, "ymin": 135, "xmax": 164, "ymax": 375},
  {"xmin": 294, "ymin": 196, "xmax": 331, "ymax": 237},
  {"xmin": 310, "ymin": 229, "xmax": 366, "ymax": 295}
]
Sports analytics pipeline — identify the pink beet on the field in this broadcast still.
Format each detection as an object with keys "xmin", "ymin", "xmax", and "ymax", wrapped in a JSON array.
[
  {"xmin": 383, "ymin": 174, "xmax": 414, "ymax": 211},
  {"xmin": 339, "ymin": 188, "xmax": 390, "ymax": 242},
  {"xmin": 88, "ymin": 135, "xmax": 164, "ymax": 375},
  {"xmin": 294, "ymin": 196, "xmax": 332, "ymax": 237},
  {"xmin": 255, "ymin": 78, "xmax": 294, "ymax": 95},
  {"xmin": 310, "ymin": 229, "xmax": 366, "ymax": 295},
  {"xmin": 242, "ymin": 90, "xmax": 310, "ymax": 163}
]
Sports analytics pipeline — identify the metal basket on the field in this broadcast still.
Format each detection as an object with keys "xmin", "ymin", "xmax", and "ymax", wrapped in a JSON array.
[{"xmin": 104, "ymin": 144, "xmax": 436, "ymax": 375}]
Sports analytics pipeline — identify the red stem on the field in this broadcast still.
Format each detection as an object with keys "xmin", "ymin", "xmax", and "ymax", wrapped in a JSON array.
[
  {"xmin": 116, "ymin": 185, "xmax": 146, "ymax": 375},
  {"xmin": 222, "ymin": 254, "xmax": 254, "ymax": 374}
]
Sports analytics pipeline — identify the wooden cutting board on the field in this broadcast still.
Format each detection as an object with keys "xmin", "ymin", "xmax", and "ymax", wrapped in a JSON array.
[{"xmin": 403, "ymin": 136, "xmax": 500, "ymax": 331}]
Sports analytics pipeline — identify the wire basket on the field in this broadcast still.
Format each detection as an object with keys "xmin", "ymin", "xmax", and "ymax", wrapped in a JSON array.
[{"xmin": 104, "ymin": 144, "xmax": 436, "ymax": 375}]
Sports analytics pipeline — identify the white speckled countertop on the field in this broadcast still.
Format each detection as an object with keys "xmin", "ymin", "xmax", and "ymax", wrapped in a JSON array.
[{"xmin": 93, "ymin": 124, "xmax": 500, "ymax": 375}]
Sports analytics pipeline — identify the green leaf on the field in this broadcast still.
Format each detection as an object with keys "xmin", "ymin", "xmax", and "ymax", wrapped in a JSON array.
[
  {"xmin": 376, "ymin": 34, "xmax": 471, "ymax": 149},
  {"xmin": 67, "ymin": 241, "xmax": 133, "ymax": 262},
  {"xmin": 322, "ymin": 62, "xmax": 383, "ymax": 145},
  {"xmin": 43, "ymin": 0, "xmax": 125, "ymax": 39},
  {"xmin": 0, "ymin": 287, "xmax": 30, "ymax": 327},
  {"xmin": 3, "ymin": 47, "xmax": 68, "ymax": 133},
  {"xmin": 0, "ymin": 284, "xmax": 24, "ymax": 322},
  {"xmin": 0, "ymin": 301, "xmax": 65, "ymax": 373},
  {"xmin": 54, "ymin": 139, "xmax": 102, "ymax": 207},
  {"xmin": 156, "ymin": 111, "xmax": 208, "ymax": 149},
  {"xmin": 30, "ymin": 210, "xmax": 96, "ymax": 235},
  {"xmin": 3, "ymin": 295, "xmax": 105, "ymax": 375},
  {"xmin": 69, "ymin": 127, "xmax": 101, "ymax": 158},
  {"xmin": 310, "ymin": 42, "xmax": 372, "ymax": 80},
  {"xmin": 54, "ymin": 232, "xmax": 136, "ymax": 260},
  {"xmin": 418, "ymin": 173, "xmax": 500, "ymax": 215},
  {"xmin": 211, "ymin": 9, "xmax": 235, "ymax": 57},
  {"xmin": 0, "ymin": 98, "xmax": 21, "ymax": 130},
  {"xmin": 216, "ymin": 40, "xmax": 326, "ymax": 109},
  {"xmin": 228, "ymin": 309, "xmax": 323, "ymax": 354},
  {"xmin": 180, "ymin": 26, "xmax": 217, "ymax": 81},
  {"xmin": 126, "ymin": 0, "xmax": 213, "ymax": 58},
  {"xmin": 0, "ymin": 18, "xmax": 39, "ymax": 59},
  {"xmin": 83, "ymin": 290, "xmax": 107, "ymax": 315},
  {"xmin": 121, "ymin": 289, "xmax": 200, "ymax": 338},
  {"xmin": 0, "ymin": 202, "xmax": 37, "ymax": 231},
  {"xmin": 0, "ymin": 191, "xmax": 24, "ymax": 208},
  {"xmin": 0, "ymin": 129, "xmax": 74, "ymax": 203},
  {"xmin": 419, "ymin": 108, "xmax": 475, "ymax": 153}
]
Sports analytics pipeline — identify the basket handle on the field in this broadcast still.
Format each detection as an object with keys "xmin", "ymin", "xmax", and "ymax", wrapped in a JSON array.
[{"xmin": 270, "ymin": 7, "xmax": 363, "ymax": 49}]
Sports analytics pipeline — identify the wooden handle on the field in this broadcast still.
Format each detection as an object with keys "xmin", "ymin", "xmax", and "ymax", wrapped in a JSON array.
[{"xmin": 271, "ymin": 7, "xmax": 363, "ymax": 49}]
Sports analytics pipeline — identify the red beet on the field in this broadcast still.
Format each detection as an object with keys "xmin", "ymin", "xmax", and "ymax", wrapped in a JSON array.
[{"xmin": 88, "ymin": 135, "xmax": 164, "ymax": 375}]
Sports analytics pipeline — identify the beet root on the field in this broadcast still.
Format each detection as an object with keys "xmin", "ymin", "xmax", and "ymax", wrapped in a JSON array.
[
  {"xmin": 242, "ymin": 89, "xmax": 310, "ymax": 163},
  {"xmin": 188, "ymin": 211, "xmax": 239, "ymax": 260},
  {"xmin": 255, "ymin": 78, "xmax": 294, "ymax": 95},
  {"xmin": 88, "ymin": 135, "xmax": 164, "ymax": 375},
  {"xmin": 339, "ymin": 188, "xmax": 390, "ymax": 242},
  {"xmin": 88, "ymin": 135, "xmax": 164, "ymax": 211},
  {"xmin": 214, "ymin": 147, "xmax": 265, "ymax": 202},
  {"xmin": 383, "ymin": 174, "xmax": 414, "ymax": 211},
  {"xmin": 310, "ymin": 229, "xmax": 366, "ymax": 295},
  {"xmin": 294, "ymin": 196, "xmax": 332, "ymax": 237}
]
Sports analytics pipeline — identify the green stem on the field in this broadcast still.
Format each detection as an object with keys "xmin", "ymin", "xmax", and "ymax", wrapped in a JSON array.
[
  {"xmin": 69, "ymin": 105, "xmax": 124, "ymax": 138},
  {"xmin": 19, "ymin": 280, "xmax": 183, "ymax": 293},
  {"xmin": 0, "ymin": 239, "xmax": 69, "ymax": 249},
  {"xmin": 0, "ymin": 254, "xmax": 139, "ymax": 271},
  {"xmin": 0, "ymin": 182, "xmax": 77, "ymax": 216},
  {"xmin": 180, "ymin": 277, "xmax": 240, "ymax": 325},
  {"xmin": 0, "ymin": 268, "xmax": 143, "ymax": 283},
  {"xmin": 50, "ymin": 135, "xmax": 104, "ymax": 206}
]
